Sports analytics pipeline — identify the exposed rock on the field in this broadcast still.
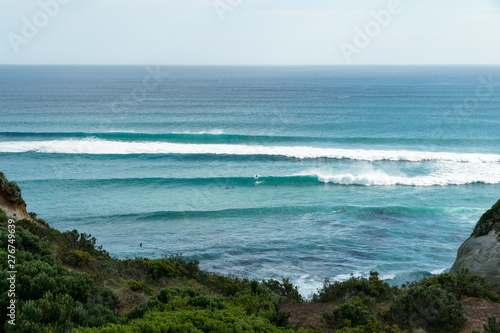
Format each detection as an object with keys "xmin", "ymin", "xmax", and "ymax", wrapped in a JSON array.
[
  {"xmin": 0, "ymin": 172, "xmax": 41, "ymax": 224},
  {"xmin": 450, "ymin": 199, "xmax": 500, "ymax": 292}
]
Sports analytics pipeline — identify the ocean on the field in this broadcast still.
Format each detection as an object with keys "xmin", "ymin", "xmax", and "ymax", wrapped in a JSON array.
[{"xmin": 1, "ymin": 65, "xmax": 499, "ymax": 297}]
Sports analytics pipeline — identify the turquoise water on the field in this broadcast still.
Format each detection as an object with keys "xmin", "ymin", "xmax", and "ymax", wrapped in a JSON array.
[{"xmin": 1, "ymin": 65, "xmax": 499, "ymax": 296}]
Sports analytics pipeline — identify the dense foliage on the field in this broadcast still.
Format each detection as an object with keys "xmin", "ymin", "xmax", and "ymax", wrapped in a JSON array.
[
  {"xmin": 261, "ymin": 278, "xmax": 303, "ymax": 303},
  {"xmin": 415, "ymin": 272, "xmax": 500, "ymax": 302},
  {"xmin": 386, "ymin": 285, "xmax": 467, "ymax": 333},
  {"xmin": 78, "ymin": 286, "xmax": 312, "ymax": 333},
  {"xmin": 322, "ymin": 298, "xmax": 375, "ymax": 330},
  {"xmin": 0, "ymin": 172, "xmax": 23, "ymax": 203},
  {"xmin": 312, "ymin": 269, "xmax": 500, "ymax": 333},
  {"xmin": 0, "ymin": 222, "xmax": 118, "ymax": 332},
  {"xmin": 473, "ymin": 199, "xmax": 500, "ymax": 236},
  {"xmin": 313, "ymin": 271, "xmax": 400, "ymax": 305}
]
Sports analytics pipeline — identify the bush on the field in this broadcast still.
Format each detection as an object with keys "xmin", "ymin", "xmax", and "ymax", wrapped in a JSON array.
[
  {"xmin": 0, "ymin": 224, "xmax": 119, "ymax": 331},
  {"xmin": 96, "ymin": 286, "xmax": 311, "ymax": 333},
  {"xmin": 330, "ymin": 321, "xmax": 407, "ymax": 333},
  {"xmin": 68, "ymin": 249, "xmax": 94, "ymax": 267},
  {"xmin": 473, "ymin": 199, "xmax": 500, "ymax": 236},
  {"xmin": 322, "ymin": 298, "xmax": 375, "ymax": 330},
  {"xmin": 313, "ymin": 272, "xmax": 399, "ymax": 305},
  {"xmin": 417, "ymin": 271, "xmax": 500, "ymax": 302},
  {"xmin": 0, "ymin": 208, "xmax": 7, "ymax": 222},
  {"xmin": 387, "ymin": 285, "xmax": 467, "ymax": 333},
  {"xmin": 197, "ymin": 272, "xmax": 250, "ymax": 296},
  {"xmin": 7, "ymin": 181, "xmax": 22, "ymax": 202},
  {"xmin": 262, "ymin": 278, "xmax": 303, "ymax": 303},
  {"xmin": 472, "ymin": 316, "xmax": 500, "ymax": 333},
  {"xmin": 127, "ymin": 280, "xmax": 154, "ymax": 295}
]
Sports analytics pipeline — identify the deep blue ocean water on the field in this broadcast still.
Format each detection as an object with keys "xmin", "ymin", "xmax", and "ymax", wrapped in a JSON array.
[{"xmin": 1, "ymin": 65, "xmax": 499, "ymax": 296}]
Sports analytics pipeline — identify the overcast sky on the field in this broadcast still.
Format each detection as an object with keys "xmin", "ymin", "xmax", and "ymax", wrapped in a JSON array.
[{"xmin": 1, "ymin": 0, "xmax": 499, "ymax": 65}]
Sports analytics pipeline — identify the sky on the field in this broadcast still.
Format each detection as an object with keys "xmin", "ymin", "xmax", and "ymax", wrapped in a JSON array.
[{"xmin": 0, "ymin": 0, "xmax": 499, "ymax": 65}]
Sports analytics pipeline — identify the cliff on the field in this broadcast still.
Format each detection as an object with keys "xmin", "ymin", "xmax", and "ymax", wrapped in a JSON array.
[
  {"xmin": 0, "ymin": 172, "xmax": 42, "ymax": 224},
  {"xmin": 450, "ymin": 199, "xmax": 500, "ymax": 292}
]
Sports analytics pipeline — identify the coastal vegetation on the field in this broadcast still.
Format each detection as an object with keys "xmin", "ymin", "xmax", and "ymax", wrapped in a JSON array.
[
  {"xmin": 0, "ymin": 173, "xmax": 499, "ymax": 332},
  {"xmin": 472, "ymin": 199, "xmax": 500, "ymax": 237}
]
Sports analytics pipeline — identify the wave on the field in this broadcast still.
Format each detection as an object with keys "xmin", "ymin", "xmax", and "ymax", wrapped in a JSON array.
[
  {"xmin": 315, "ymin": 172, "xmax": 500, "ymax": 186},
  {"xmin": 22, "ymin": 172, "xmax": 500, "ymax": 187},
  {"xmin": 1, "ymin": 131, "xmax": 499, "ymax": 147},
  {"xmin": 68, "ymin": 205, "xmax": 480, "ymax": 222},
  {"xmin": 332, "ymin": 269, "xmax": 448, "ymax": 286},
  {"xmin": 1, "ymin": 138, "xmax": 500, "ymax": 163}
]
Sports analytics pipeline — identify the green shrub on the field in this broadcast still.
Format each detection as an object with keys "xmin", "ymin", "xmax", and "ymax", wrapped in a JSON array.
[
  {"xmin": 144, "ymin": 258, "xmax": 188, "ymax": 279},
  {"xmin": 7, "ymin": 181, "xmax": 22, "ymax": 202},
  {"xmin": 68, "ymin": 249, "xmax": 93, "ymax": 267},
  {"xmin": 322, "ymin": 298, "xmax": 375, "ymax": 329},
  {"xmin": 473, "ymin": 199, "xmax": 500, "ymax": 236},
  {"xmin": 313, "ymin": 272, "xmax": 399, "ymax": 304},
  {"xmin": 197, "ymin": 272, "xmax": 250, "ymax": 296},
  {"xmin": 80, "ymin": 306, "xmax": 314, "ymax": 333},
  {"xmin": 97, "ymin": 286, "xmax": 311, "ymax": 333},
  {"xmin": 0, "ymin": 208, "xmax": 7, "ymax": 222},
  {"xmin": 417, "ymin": 271, "xmax": 500, "ymax": 302},
  {"xmin": 472, "ymin": 316, "xmax": 500, "ymax": 333},
  {"xmin": 262, "ymin": 278, "xmax": 303, "ymax": 303},
  {"xmin": 0, "ymin": 224, "xmax": 119, "ymax": 332},
  {"xmin": 126, "ymin": 280, "xmax": 154, "ymax": 295},
  {"xmin": 0, "ymin": 171, "xmax": 7, "ymax": 189},
  {"xmin": 330, "ymin": 321, "xmax": 407, "ymax": 333},
  {"xmin": 387, "ymin": 285, "xmax": 467, "ymax": 333}
]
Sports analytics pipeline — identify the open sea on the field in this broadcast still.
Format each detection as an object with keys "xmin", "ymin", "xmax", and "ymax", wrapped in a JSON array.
[{"xmin": 1, "ymin": 65, "xmax": 499, "ymax": 297}]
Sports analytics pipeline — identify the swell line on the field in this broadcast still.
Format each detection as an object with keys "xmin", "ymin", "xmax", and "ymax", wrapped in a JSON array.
[
  {"xmin": 69, "ymin": 205, "xmax": 483, "ymax": 222},
  {"xmin": 1, "ymin": 138, "xmax": 499, "ymax": 163},
  {"xmin": 1, "ymin": 132, "xmax": 499, "ymax": 147},
  {"xmin": 19, "ymin": 171, "xmax": 500, "ymax": 187}
]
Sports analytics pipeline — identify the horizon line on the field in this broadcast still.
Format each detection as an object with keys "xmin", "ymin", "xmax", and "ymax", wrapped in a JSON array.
[{"xmin": 1, "ymin": 63, "xmax": 500, "ymax": 67}]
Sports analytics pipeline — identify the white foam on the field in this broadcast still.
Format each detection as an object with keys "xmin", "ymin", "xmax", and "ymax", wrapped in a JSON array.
[
  {"xmin": 1, "ymin": 138, "xmax": 499, "ymax": 163},
  {"xmin": 301, "ymin": 163, "xmax": 500, "ymax": 186},
  {"xmin": 380, "ymin": 273, "xmax": 397, "ymax": 280},
  {"xmin": 317, "ymin": 172, "xmax": 500, "ymax": 186},
  {"xmin": 333, "ymin": 272, "xmax": 363, "ymax": 281},
  {"xmin": 176, "ymin": 129, "xmax": 225, "ymax": 135},
  {"xmin": 294, "ymin": 274, "xmax": 323, "ymax": 299},
  {"xmin": 430, "ymin": 268, "xmax": 447, "ymax": 275}
]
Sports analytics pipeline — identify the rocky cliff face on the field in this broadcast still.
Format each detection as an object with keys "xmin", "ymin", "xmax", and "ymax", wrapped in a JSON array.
[
  {"xmin": 0, "ymin": 172, "xmax": 33, "ymax": 221},
  {"xmin": 450, "ymin": 199, "xmax": 500, "ymax": 292}
]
